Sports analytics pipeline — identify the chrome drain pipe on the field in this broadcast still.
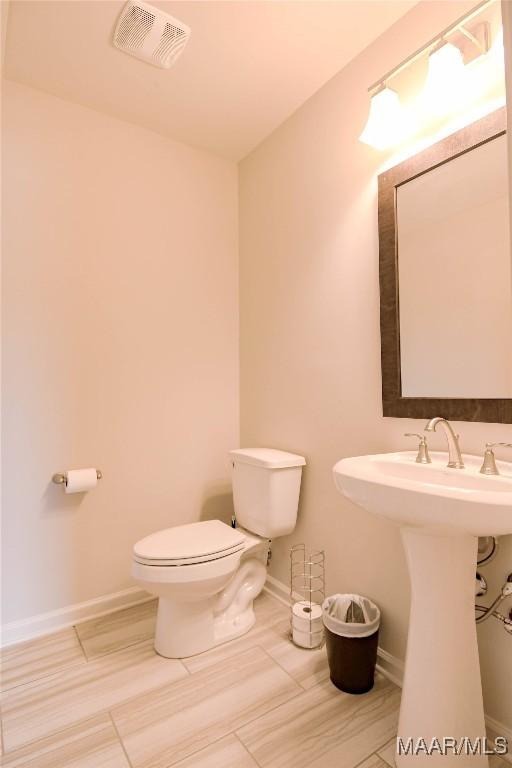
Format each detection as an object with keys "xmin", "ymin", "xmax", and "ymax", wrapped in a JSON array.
[{"xmin": 475, "ymin": 573, "xmax": 512, "ymax": 633}]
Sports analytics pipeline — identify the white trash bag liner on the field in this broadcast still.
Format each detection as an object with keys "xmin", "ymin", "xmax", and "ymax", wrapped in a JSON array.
[{"xmin": 322, "ymin": 594, "xmax": 380, "ymax": 638}]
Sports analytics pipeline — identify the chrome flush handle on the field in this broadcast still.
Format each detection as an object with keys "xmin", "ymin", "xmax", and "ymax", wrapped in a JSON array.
[
  {"xmin": 479, "ymin": 443, "xmax": 512, "ymax": 476},
  {"xmin": 404, "ymin": 433, "xmax": 431, "ymax": 464}
]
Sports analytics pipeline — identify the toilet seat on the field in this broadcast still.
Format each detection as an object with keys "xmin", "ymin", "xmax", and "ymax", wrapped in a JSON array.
[{"xmin": 133, "ymin": 519, "xmax": 246, "ymax": 567}]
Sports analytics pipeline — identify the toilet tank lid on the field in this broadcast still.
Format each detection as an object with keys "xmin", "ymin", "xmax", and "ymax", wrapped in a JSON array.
[{"xmin": 229, "ymin": 448, "xmax": 306, "ymax": 469}]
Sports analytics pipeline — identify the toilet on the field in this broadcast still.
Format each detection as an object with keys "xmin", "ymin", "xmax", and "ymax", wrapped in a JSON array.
[{"xmin": 132, "ymin": 448, "xmax": 305, "ymax": 658}]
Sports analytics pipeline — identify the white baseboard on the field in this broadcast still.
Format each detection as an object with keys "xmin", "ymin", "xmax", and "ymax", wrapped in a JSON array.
[
  {"xmin": 1, "ymin": 586, "xmax": 152, "ymax": 648},
  {"xmin": 264, "ymin": 574, "xmax": 512, "ymax": 753},
  {"xmin": 375, "ymin": 646, "xmax": 404, "ymax": 688},
  {"xmin": 264, "ymin": 574, "xmax": 296, "ymax": 605},
  {"xmin": 486, "ymin": 716, "xmax": 512, "ymax": 764}
]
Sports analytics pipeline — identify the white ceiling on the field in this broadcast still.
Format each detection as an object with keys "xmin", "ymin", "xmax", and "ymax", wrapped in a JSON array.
[{"xmin": 4, "ymin": 0, "xmax": 417, "ymax": 160}]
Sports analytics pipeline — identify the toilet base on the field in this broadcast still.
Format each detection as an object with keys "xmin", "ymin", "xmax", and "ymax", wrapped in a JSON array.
[
  {"xmin": 155, "ymin": 596, "xmax": 214, "ymax": 658},
  {"xmin": 153, "ymin": 556, "xmax": 267, "ymax": 659},
  {"xmin": 154, "ymin": 598, "xmax": 257, "ymax": 658},
  {"xmin": 213, "ymin": 605, "xmax": 256, "ymax": 646}
]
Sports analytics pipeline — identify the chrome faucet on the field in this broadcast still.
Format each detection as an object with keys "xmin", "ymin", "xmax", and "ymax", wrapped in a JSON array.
[{"xmin": 424, "ymin": 417, "xmax": 464, "ymax": 469}]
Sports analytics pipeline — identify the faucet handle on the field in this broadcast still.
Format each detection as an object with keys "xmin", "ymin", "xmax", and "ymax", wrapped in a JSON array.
[
  {"xmin": 404, "ymin": 433, "xmax": 431, "ymax": 464},
  {"xmin": 480, "ymin": 443, "xmax": 512, "ymax": 476}
]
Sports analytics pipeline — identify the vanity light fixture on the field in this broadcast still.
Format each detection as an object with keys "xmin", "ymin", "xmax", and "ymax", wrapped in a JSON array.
[
  {"xmin": 422, "ymin": 41, "xmax": 468, "ymax": 115},
  {"xmin": 359, "ymin": 0, "xmax": 496, "ymax": 150},
  {"xmin": 359, "ymin": 86, "xmax": 409, "ymax": 151}
]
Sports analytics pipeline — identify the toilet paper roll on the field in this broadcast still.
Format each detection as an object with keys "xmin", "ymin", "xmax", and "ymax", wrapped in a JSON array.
[
  {"xmin": 292, "ymin": 602, "xmax": 323, "ymax": 648},
  {"xmin": 65, "ymin": 468, "xmax": 98, "ymax": 494},
  {"xmin": 292, "ymin": 626, "xmax": 324, "ymax": 649},
  {"xmin": 292, "ymin": 601, "xmax": 322, "ymax": 633}
]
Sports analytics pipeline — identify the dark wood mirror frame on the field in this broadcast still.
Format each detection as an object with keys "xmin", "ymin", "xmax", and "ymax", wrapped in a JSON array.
[{"xmin": 378, "ymin": 107, "xmax": 511, "ymax": 424}]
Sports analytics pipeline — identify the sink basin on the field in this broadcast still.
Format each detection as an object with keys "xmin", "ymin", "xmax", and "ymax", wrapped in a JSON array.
[
  {"xmin": 333, "ymin": 450, "xmax": 512, "ymax": 768},
  {"xmin": 334, "ymin": 451, "xmax": 512, "ymax": 536}
]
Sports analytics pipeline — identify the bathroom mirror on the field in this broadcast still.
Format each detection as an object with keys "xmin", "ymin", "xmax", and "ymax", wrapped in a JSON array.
[{"xmin": 378, "ymin": 107, "xmax": 512, "ymax": 423}]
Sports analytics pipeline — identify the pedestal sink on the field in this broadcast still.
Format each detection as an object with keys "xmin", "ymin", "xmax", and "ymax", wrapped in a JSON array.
[{"xmin": 333, "ymin": 451, "xmax": 512, "ymax": 767}]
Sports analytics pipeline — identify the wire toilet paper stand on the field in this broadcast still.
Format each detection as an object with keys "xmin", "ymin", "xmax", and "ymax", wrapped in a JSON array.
[{"xmin": 289, "ymin": 543, "xmax": 325, "ymax": 649}]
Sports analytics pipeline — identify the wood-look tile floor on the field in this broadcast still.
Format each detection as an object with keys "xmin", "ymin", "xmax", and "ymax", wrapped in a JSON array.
[{"xmin": 0, "ymin": 593, "xmax": 509, "ymax": 768}]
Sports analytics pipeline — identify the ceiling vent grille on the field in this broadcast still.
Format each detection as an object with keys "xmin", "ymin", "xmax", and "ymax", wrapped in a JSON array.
[{"xmin": 113, "ymin": 1, "xmax": 190, "ymax": 69}]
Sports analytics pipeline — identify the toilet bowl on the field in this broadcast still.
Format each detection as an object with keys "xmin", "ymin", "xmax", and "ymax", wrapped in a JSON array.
[
  {"xmin": 132, "ymin": 520, "xmax": 269, "ymax": 657},
  {"xmin": 132, "ymin": 447, "xmax": 306, "ymax": 658}
]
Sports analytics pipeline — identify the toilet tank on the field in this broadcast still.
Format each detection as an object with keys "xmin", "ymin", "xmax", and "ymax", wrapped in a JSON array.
[{"xmin": 229, "ymin": 448, "xmax": 306, "ymax": 538}]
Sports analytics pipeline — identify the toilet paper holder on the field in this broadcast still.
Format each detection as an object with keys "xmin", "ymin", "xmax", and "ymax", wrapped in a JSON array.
[
  {"xmin": 289, "ymin": 543, "xmax": 325, "ymax": 649},
  {"xmin": 52, "ymin": 469, "xmax": 103, "ymax": 485}
]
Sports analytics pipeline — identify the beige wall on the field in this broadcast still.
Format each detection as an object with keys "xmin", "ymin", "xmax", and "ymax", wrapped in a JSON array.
[
  {"xmin": 240, "ymin": 0, "xmax": 512, "ymax": 730},
  {"xmin": 505, "ymin": 0, "xmax": 512, "ymax": 244},
  {"xmin": 2, "ymin": 81, "xmax": 238, "ymax": 624}
]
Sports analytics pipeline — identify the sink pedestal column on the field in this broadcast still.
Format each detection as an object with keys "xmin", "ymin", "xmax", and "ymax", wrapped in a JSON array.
[{"xmin": 396, "ymin": 529, "xmax": 488, "ymax": 767}]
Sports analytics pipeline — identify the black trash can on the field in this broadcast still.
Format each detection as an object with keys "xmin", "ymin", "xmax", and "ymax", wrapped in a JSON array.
[{"xmin": 322, "ymin": 594, "xmax": 380, "ymax": 694}]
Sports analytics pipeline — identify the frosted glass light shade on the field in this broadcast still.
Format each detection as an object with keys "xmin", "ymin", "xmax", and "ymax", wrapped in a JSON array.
[
  {"xmin": 422, "ymin": 42, "xmax": 468, "ymax": 115},
  {"xmin": 359, "ymin": 87, "xmax": 407, "ymax": 151},
  {"xmin": 489, "ymin": 26, "xmax": 504, "ymax": 63}
]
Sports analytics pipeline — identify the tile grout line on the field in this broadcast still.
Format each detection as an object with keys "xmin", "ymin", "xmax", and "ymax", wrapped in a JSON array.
[
  {"xmin": 172, "ymin": 731, "xmax": 256, "ymax": 768},
  {"xmin": 71, "ymin": 605, "xmax": 159, "ymax": 663},
  {"xmin": 140, "ymin": 633, "xmax": 307, "ymax": 765},
  {"xmin": 357, "ymin": 713, "xmax": 398, "ymax": 768},
  {"xmin": 234, "ymin": 684, "xmax": 397, "ymax": 768},
  {"xmin": 1, "ymin": 626, "xmax": 92, "ymax": 693},
  {"xmin": 256, "ymin": 643, "xmax": 310, "ymax": 689},
  {"xmin": 72, "ymin": 624, "xmax": 90, "ymax": 664},
  {"xmin": 233, "ymin": 673, "xmax": 305, "ymax": 742},
  {"xmin": 166, "ymin": 643, "xmax": 306, "ymax": 761},
  {"xmin": 5, "ymin": 639, "xmax": 279, "ymax": 755},
  {"xmin": 3, "ymin": 632, "xmax": 187, "ymax": 696},
  {"xmin": 0, "ymin": 656, "xmax": 189, "ymax": 756},
  {"xmin": 352, "ymin": 752, "xmax": 387, "ymax": 768},
  {"xmin": 234, "ymin": 669, "xmax": 401, "ymax": 768},
  {"xmin": 241, "ymin": 688, "xmax": 306, "ymax": 730},
  {"xmin": 109, "ymin": 711, "xmax": 134, "ymax": 768},
  {"xmin": 179, "ymin": 617, "xmax": 286, "ymax": 676},
  {"xmin": 0, "ymin": 658, "xmax": 89, "ymax": 696},
  {"xmin": 234, "ymin": 731, "xmax": 264, "ymax": 768},
  {"xmin": 256, "ymin": 641, "xmax": 332, "ymax": 697},
  {"xmin": 374, "ymin": 735, "xmax": 396, "ymax": 765},
  {"xmin": 1, "ymin": 711, "xmax": 115, "ymax": 759},
  {"xmin": 261, "ymin": 633, "xmax": 329, "ymax": 692},
  {"xmin": 78, "ymin": 636, "xmax": 172, "ymax": 666}
]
